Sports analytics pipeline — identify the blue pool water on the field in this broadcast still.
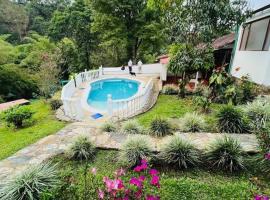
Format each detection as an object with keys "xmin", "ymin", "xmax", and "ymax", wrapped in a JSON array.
[{"xmin": 87, "ymin": 78, "xmax": 140, "ymax": 110}]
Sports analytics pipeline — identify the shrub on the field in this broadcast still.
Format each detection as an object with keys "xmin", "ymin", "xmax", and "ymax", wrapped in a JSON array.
[
  {"xmin": 49, "ymin": 99, "xmax": 62, "ymax": 110},
  {"xmin": 159, "ymin": 135, "xmax": 200, "ymax": 169},
  {"xmin": 158, "ymin": 135, "xmax": 200, "ymax": 169},
  {"xmin": 216, "ymin": 105, "xmax": 248, "ymax": 133},
  {"xmin": 100, "ymin": 121, "xmax": 117, "ymax": 132},
  {"xmin": 68, "ymin": 136, "xmax": 96, "ymax": 161},
  {"xmin": 255, "ymin": 125, "xmax": 270, "ymax": 152},
  {"xmin": 206, "ymin": 136, "xmax": 245, "ymax": 172},
  {"xmin": 120, "ymin": 135, "xmax": 152, "ymax": 167},
  {"xmin": 179, "ymin": 112, "xmax": 206, "ymax": 132},
  {"xmin": 243, "ymin": 96, "xmax": 270, "ymax": 131},
  {"xmin": 150, "ymin": 117, "xmax": 172, "ymax": 137},
  {"xmin": 121, "ymin": 120, "xmax": 143, "ymax": 134},
  {"xmin": 162, "ymin": 85, "xmax": 179, "ymax": 95},
  {"xmin": 1, "ymin": 105, "xmax": 34, "ymax": 128},
  {"xmin": 0, "ymin": 162, "xmax": 59, "ymax": 200},
  {"xmin": 237, "ymin": 75, "xmax": 256, "ymax": 104}
]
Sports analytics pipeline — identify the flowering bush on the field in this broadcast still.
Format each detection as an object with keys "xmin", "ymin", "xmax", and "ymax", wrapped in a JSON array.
[
  {"xmin": 254, "ymin": 194, "xmax": 269, "ymax": 200},
  {"xmin": 98, "ymin": 159, "xmax": 160, "ymax": 199}
]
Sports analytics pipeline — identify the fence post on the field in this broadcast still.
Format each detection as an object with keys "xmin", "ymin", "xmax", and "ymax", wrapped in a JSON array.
[
  {"xmin": 99, "ymin": 65, "xmax": 103, "ymax": 76},
  {"xmin": 107, "ymin": 94, "xmax": 113, "ymax": 116}
]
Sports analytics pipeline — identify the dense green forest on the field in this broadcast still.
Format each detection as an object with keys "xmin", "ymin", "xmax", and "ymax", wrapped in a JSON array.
[{"xmin": 0, "ymin": 0, "xmax": 249, "ymax": 102}]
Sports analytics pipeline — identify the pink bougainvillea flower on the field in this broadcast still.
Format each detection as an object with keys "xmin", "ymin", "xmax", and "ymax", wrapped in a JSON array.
[
  {"xmin": 129, "ymin": 177, "xmax": 143, "ymax": 188},
  {"xmin": 150, "ymin": 175, "xmax": 160, "ymax": 188},
  {"xmin": 139, "ymin": 175, "xmax": 146, "ymax": 182},
  {"xmin": 141, "ymin": 159, "xmax": 147, "ymax": 164},
  {"xmin": 140, "ymin": 162, "xmax": 148, "ymax": 170},
  {"xmin": 115, "ymin": 168, "xmax": 126, "ymax": 177},
  {"xmin": 134, "ymin": 165, "xmax": 142, "ymax": 172},
  {"xmin": 149, "ymin": 169, "xmax": 159, "ymax": 176},
  {"xmin": 91, "ymin": 167, "xmax": 97, "ymax": 175},
  {"xmin": 98, "ymin": 189, "xmax": 104, "ymax": 199},
  {"xmin": 264, "ymin": 153, "xmax": 270, "ymax": 160},
  {"xmin": 255, "ymin": 195, "xmax": 270, "ymax": 200},
  {"xmin": 146, "ymin": 195, "xmax": 160, "ymax": 200},
  {"xmin": 135, "ymin": 189, "xmax": 143, "ymax": 199}
]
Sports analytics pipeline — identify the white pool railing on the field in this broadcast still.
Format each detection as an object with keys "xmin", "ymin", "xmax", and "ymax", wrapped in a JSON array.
[{"xmin": 108, "ymin": 78, "xmax": 154, "ymax": 119}]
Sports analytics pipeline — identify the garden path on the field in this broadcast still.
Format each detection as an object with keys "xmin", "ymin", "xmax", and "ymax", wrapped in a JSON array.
[{"xmin": 0, "ymin": 120, "xmax": 259, "ymax": 182}]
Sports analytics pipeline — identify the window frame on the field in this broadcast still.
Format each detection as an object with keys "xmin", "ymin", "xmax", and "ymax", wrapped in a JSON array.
[{"xmin": 239, "ymin": 16, "xmax": 270, "ymax": 51}]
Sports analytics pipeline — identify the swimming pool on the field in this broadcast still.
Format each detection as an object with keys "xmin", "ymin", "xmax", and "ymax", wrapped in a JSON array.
[{"xmin": 87, "ymin": 78, "xmax": 140, "ymax": 110}]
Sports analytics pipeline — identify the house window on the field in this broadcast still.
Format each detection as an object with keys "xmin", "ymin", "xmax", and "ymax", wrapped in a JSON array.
[{"xmin": 240, "ymin": 17, "xmax": 270, "ymax": 51}]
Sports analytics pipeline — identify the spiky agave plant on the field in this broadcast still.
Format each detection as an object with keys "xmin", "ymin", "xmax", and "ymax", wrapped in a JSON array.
[
  {"xmin": 0, "ymin": 162, "xmax": 59, "ymax": 200},
  {"xmin": 100, "ymin": 121, "xmax": 117, "ymax": 133},
  {"xmin": 68, "ymin": 136, "xmax": 96, "ymax": 161},
  {"xmin": 206, "ymin": 136, "xmax": 245, "ymax": 172},
  {"xmin": 120, "ymin": 135, "xmax": 152, "ymax": 167},
  {"xmin": 217, "ymin": 105, "xmax": 248, "ymax": 133},
  {"xmin": 180, "ymin": 112, "xmax": 206, "ymax": 132},
  {"xmin": 150, "ymin": 117, "xmax": 172, "ymax": 137},
  {"xmin": 159, "ymin": 135, "xmax": 200, "ymax": 169},
  {"xmin": 121, "ymin": 120, "xmax": 143, "ymax": 134}
]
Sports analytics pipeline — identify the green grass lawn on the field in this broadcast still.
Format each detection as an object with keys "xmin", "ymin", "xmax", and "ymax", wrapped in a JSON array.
[
  {"xmin": 135, "ymin": 95, "xmax": 224, "ymax": 131},
  {"xmin": 0, "ymin": 100, "xmax": 66, "ymax": 160},
  {"xmin": 51, "ymin": 150, "xmax": 270, "ymax": 200}
]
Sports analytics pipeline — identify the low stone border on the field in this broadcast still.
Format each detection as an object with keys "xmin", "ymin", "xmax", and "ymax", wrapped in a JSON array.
[{"xmin": 0, "ymin": 121, "xmax": 259, "ymax": 182}]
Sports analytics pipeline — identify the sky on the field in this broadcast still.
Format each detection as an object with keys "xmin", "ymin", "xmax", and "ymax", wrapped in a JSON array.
[{"xmin": 247, "ymin": 0, "xmax": 270, "ymax": 10}]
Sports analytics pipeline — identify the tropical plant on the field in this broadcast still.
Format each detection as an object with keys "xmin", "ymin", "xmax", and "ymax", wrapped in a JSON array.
[
  {"xmin": 0, "ymin": 162, "xmax": 59, "ymax": 200},
  {"xmin": 224, "ymin": 84, "xmax": 237, "ymax": 105},
  {"xmin": 179, "ymin": 112, "xmax": 206, "ymax": 132},
  {"xmin": 168, "ymin": 44, "xmax": 214, "ymax": 98},
  {"xmin": 120, "ymin": 136, "xmax": 152, "ymax": 167},
  {"xmin": 1, "ymin": 105, "xmax": 34, "ymax": 128},
  {"xmin": 243, "ymin": 96, "xmax": 270, "ymax": 131},
  {"xmin": 68, "ymin": 136, "xmax": 96, "ymax": 161},
  {"xmin": 162, "ymin": 84, "xmax": 179, "ymax": 95},
  {"xmin": 98, "ymin": 159, "xmax": 160, "ymax": 199},
  {"xmin": 216, "ymin": 105, "xmax": 248, "ymax": 133},
  {"xmin": 159, "ymin": 135, "xmax": 200, "ymax": 169},
  {"xmin": 121, "ymin": 120, "xmax": 143, "ymax": 135},
  {"xmin": 206, "ymin": 136, "xmax": 245, "ymax": 172},
  {"xmin": 100, "ymin": 121, "xmax": 117, "ymax": 133},
  {"xmin": 237, "ymin": 75, "xmax": 256, "ymax": 104},
  {"xmin": 149, "ymin": 117, "xmax": 172, "ymax": 137}
]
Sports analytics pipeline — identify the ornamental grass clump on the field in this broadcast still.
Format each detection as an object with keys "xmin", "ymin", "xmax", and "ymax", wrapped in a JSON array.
[
  {"xmin": 150, "ymin": 117, "xmax": 172, "ymax": 137},
  {"xmin": 243, "ymin": 96, "xmax": 270, "ymax": 130},
  {"xmin": 68, "ymin": 136, "xmax": 96, "ymax": 161},
  {"xmin": 120, "ymin": 135, "xmax": 152, "ymax": 167},
  {"xmin": 179, "ymin": 112, "xmax": 206, "ymax": 132},
  {"xmin": 122, "ymin": 120, "xmax": 143, "ymax": 134},
  {"xmin": 100, "ymin": 121, "xmax": 117, "ymax": 133},
  {"xmin": 206, "ymin": 136, "xmax": 245, "ymax": 172},
  {"xmin": 0, "ymin": 162, "xmax": 59, "ymax": 200},
  {"xmin": 216, "ymin": 105, "xmax": 248, "ymax": 133},
  {"xmin": 159, "ymin": 135, "xmax": 200, "ymax": 169}
]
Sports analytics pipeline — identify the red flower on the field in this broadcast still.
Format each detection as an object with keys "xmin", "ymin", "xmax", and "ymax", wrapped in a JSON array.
[
  {"xmin": 149, "ymin": 169, "xmax": 159, "ymax": 176},
  {"xmin": 150, "ymin": 175, "xmax": 160, "ymax": 188},
  {"xmin": 129, "ymin": 177, "xmax": 143, "ymax": 188},
  {"xmin": 146, "ymin": 195, "xmax": 160, "ymax": 200}
]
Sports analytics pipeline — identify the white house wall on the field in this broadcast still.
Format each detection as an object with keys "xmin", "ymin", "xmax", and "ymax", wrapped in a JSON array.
[{"xmin": 231, "ymin": 26, "xmax": 270, "ymax": 86}]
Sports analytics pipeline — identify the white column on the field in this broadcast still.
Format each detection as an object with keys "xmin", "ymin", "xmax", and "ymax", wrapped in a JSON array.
[{"xmin": 99, "ymin": 65, "xmax": 103, "ymax": 76}]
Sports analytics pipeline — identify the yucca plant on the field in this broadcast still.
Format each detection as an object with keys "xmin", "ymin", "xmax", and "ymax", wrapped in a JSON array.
[
  {"xmin": 68, "ymin": 136, "xmax": 96, "ymax": 161},
  {"xmin": 121, "ymin": 120, "xmax": 143, "ymax": 134},
  {"xmin": 243, "ymin": 96, "xmax": 270, "ymax": 131},
  {"xmin": 206, "ymin": 136, "xmax": 245, "ymax": 172},
  {"xmin": 150, "ymin": 117, "xmax": 172, "ymax": 137},
  {"xmin": 100, "ymin": 121, "xmax": 117, "ymax": 132},
  {"xmin": 159, "ymin": 135, "xmax": 200, "ymax": 169},
  {"xmin": 0, "ymin": 162, "xmax": 59, "ymax": 200},
  {"xmin": 120, "ymin": 135, "xmax": 152, "ymax": 167},
  {"xmin": 180, "ymin": 112, "xmax": 206, "ymax": 132},
  {"xmin": 217, "ymin": 105, "xmax": 248, "ymax": 133}
]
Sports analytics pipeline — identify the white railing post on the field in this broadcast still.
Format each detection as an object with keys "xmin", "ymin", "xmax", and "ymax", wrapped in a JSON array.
[
  {"xmin": 99, "ymin": 65, "xmax": 103, "ymax": 76},
  {"xmin": 107, "ymin": 94, "xmax": 113, "ymax": 117}
]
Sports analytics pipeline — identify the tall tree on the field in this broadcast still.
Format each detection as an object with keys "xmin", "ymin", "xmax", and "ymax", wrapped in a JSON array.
[
  {"xmin": 49, "ymin": 0, "xmax": 94, "ymax": 69},
  {"xmin": 91, "ymin": 0, "xmax": 165, "ymax": 64},
  {"xmin": 0, "ymin": 0, "xmax": 29, "ymax": 40}
]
